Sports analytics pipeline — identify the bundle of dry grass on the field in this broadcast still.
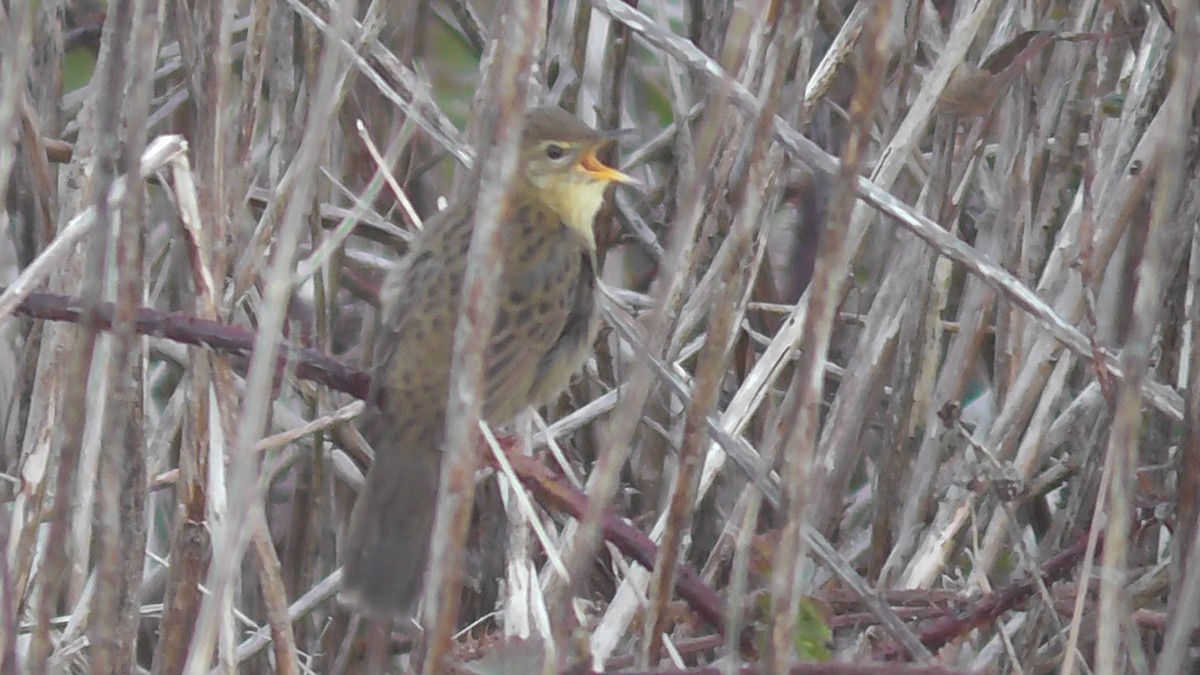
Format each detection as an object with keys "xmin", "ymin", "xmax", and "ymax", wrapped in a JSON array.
[{"xmin": 1, "ymin": 1, "xmax": 1198, "ymax": 673}]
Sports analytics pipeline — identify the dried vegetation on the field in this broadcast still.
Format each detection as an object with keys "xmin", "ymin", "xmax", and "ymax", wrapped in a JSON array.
[{"xmin": 2, "ymin": 0, "xmax": 1200, "ymax": 673}]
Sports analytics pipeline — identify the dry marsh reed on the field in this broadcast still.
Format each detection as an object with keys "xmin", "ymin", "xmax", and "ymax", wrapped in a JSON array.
[{"xmin": 1, "ymin": 1, "xmax": 1199, "ymax": 673}]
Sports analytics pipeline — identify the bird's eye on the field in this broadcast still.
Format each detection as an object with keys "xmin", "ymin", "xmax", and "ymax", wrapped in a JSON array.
[{"xmin": 544, "ymin": 144, "xmax": 566, "ymax": 160}]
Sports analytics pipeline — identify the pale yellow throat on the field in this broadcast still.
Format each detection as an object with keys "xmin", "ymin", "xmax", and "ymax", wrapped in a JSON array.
[{"xmin": 541, "ymin": 179, "xmax": 609, "ymax": 249}]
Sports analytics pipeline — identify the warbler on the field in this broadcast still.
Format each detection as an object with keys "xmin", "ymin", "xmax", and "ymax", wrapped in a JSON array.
[{"xmin": 340, "ymin": 106, "xmax": 635, "ymax": 620}]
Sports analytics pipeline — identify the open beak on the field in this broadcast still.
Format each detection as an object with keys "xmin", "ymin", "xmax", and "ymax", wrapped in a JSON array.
[{"xmin": 579, "ymin": 146, "xmax": 638, "ymax": 187}]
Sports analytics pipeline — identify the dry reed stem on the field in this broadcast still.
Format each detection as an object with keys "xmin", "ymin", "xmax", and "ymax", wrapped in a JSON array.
[
  {"xmin": 5, "ymin": 1, "xmax": 1200, "ymax": 673},
  {"xmin": 769, "ymin": 5, "xmax": 900, "ymax": 668},
  {"xmin": 419, "ymin": 2, "xmax": 542, "ymax": 670}
]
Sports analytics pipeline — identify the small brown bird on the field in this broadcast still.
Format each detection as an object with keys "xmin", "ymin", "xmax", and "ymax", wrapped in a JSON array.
[{"xmin": 340, "ymin": 107, "xmax": 635, "ymax": 620}]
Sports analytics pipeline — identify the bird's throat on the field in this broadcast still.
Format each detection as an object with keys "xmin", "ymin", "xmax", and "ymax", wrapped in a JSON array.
[{"xmin": 546, "ymin": 181, "xmax": 608, "ymax": 250}]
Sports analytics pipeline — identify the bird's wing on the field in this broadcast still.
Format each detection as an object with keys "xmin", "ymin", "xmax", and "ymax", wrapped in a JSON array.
[{"xmin": 369, "ymin": 204, "xmax": 472, "ymax": 420}]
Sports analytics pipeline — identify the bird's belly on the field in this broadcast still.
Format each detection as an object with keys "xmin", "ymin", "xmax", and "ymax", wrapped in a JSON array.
[
  {"xmin": 525, "ymin": 257, "xmax": 598, "ymax": 408},
  {"xmin": 481, "ymin": 236, "xmax": 597, "ymax": 422}
]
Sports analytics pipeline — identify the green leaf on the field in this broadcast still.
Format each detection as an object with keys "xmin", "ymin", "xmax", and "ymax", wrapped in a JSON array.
[
  {"xmin": 64, "ymin": 47, "xmax": 98, "ymax": 93},
  {"xmin": 793, "ymin": 597, "xmax": 833, "ymax": 663}
]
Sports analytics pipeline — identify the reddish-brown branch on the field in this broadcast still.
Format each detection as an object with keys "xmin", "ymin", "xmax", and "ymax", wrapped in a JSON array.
[
  {"xmin": 489, "ymin": 446, "xmax": 755, "ymax": 655},
  {"xmin": 9, "ymin": 288, "xmax": 372, "ymax": 400},
  {"xmin": 7, "ymin": 288, "xmax": 741, "ymax": 645},
  {"xmin": 875, "ymin": 529, "xmax": 1104, "ymax": 661}
]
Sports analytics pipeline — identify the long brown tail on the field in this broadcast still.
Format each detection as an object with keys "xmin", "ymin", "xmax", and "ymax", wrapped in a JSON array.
[{"xmin": 339, "ymin": 415, "xmax": 442, "ymax": 621}]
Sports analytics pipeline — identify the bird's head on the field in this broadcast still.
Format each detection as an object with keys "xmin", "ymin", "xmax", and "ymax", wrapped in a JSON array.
[{"xmin": 517, "ymin": 107, "xmax": 637, "ymax": 246}]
